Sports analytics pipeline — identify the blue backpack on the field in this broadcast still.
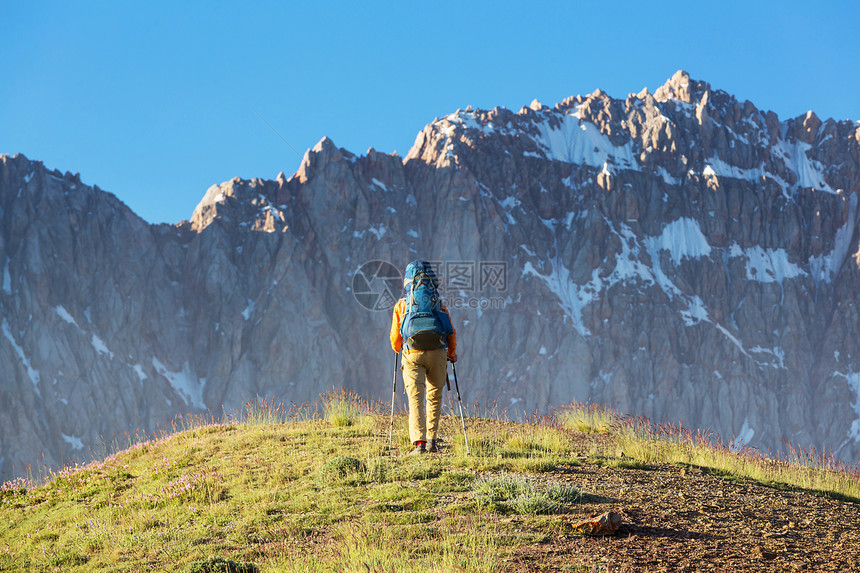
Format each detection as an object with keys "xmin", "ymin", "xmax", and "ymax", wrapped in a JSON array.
[{"xmin": 400, "ymin": 260, "xmax": 453, "ymax": 351}]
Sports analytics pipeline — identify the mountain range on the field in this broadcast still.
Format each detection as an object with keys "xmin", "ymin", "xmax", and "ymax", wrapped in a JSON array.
[{"xmin": 2, "ymin": 70, "xmax": 860, "ymax": 479}]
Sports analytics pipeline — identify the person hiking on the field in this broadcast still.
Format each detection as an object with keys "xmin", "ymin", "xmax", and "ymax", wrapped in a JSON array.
[{"xmin": 390, "ymin": 260, "xmax": 457, "ymax": 454}]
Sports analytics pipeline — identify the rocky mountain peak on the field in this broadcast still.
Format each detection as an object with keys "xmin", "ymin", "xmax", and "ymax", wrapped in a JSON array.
[
  {"xmin": 794, "ymin": 109, "xmax": 823, "ymax": 145},
  {"xmin": 1, "ymin": 154, "xmax": 83, "ymax": 197},
  {"xmin": 654, "ymin": 69, "xmax": 711, "ymax": 104},
  {"xmin": 0, "ymin": 153, "xmax": 144, "ymax": 236},
  {"xmin": 190, "ymin": 176, "xmax": 288, "ymax": 233},
  {"xmin": 292, "ymin": 136, "xmax": 348, "ymax": 184}
]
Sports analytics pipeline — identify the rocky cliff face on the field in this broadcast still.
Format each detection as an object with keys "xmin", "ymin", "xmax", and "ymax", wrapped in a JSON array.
[{"xmin": 3, "ymin": 71, "xmax": 860, "ymax": 479}]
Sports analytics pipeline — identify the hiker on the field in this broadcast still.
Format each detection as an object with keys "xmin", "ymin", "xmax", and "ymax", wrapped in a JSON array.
[{"xmin": 390, "ymin": 260, "xmax": 457, "ymax": 454}]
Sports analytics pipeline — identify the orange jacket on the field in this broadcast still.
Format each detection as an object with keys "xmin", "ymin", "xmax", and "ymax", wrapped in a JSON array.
[{"xmin": 390, "ymin": 298, "xmax": 457, "ymax": 358}]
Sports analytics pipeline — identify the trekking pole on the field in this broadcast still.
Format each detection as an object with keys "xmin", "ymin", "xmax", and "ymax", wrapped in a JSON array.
[
  {"xmin": 450, "ymin": 361, "xmax": 470, "ymax": 455},
  {"xmin": 388, "ymin": 351, "xmax": 399, "ymax": 452}
]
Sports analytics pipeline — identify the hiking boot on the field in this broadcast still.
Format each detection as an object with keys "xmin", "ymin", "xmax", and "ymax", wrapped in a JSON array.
[
  {"xmin": 411, "ymin": 441, "xmax": 427, "ymax": 455},
  {"xmin": 427, "ymin": 439, "xmax": 439, "ymax": 453}
]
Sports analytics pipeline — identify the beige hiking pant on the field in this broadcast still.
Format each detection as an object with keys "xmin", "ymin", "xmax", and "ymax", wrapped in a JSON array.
[{"xmin": 401, "ymin": 348, "xmax": 448, "ymax": 444}]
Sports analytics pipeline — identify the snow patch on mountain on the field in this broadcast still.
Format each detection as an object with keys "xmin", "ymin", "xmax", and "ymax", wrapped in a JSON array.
[
  {"xmin": 522, "ymin": 259, "xmax": 598, "ymax": 337},
  {"xmin": 731, "ymin": 418, "xmax": 756, "ymax": 450},
  {"xmin": 702, "ymin": 138, "xmax": 835, "ymax": 199},
  {"xmin": 835, "ymin": 371, "xmax": 860, "ymax": 442},
  {"xmin": 2, "ymin": 318, "xmax": 40, "ymax": 396},
  {"xmin": 750, "ymin": 346, "xmax": 786, "ymax": 369},
  {"xmin": 242, "ymin": 300, "xmax": 255, "ymax": 320},
  {"xmin": 641, "ymin": 222, "xmax": 752, "ymax": 356},
  {"xmin": 524, "ymin": 214, "xmax": 786, "ymax": 360},
  {"xmin": 498, "ymin": 195, "xmax": 521, "ymax": 225},
  {"xmin": 528, "ymin": 114, "xmax": 639, "ymax": 170},
  {"xmin": 444, "ymin": 112, "xmax": 478, "ymax": 132},
  {"xmin": 2, "ymin": 259, "xmax": 10, "ymax": 295},
  {"xmin": 775, "ymin": 138, "xmax": 835, "ymax": 193},
  {"xmin": 655, "ymin": 166, "xmax": 679, "ymax": 185},
  {"xmin": 646, "ymin": 237, "xmax": 705, "ymax": 317},
  {"xmin": 524, "ymin": 220, "xmax": 662, "ymax": 336},
  {"xmin": 648, "ymin": 217, "xmax": 712, "ymax": 265},
  {"xmin": 809, "ymin": 193, "xmax": 858, "ymax": 283},
  {"xmin": 607, "ymin": 222, "xmax": 657, "ymax": 285},
  {"xmin": 730, "ymin": 244, "xmax": 806, "ymax": 283},
  {"xmin": 705, "ymin": 155, "xmax": 764, "ymax": 180},
  {"xmin": 54, "ymin": 305, "xmax": 78, "ymax": 326},
  {"xmin": 152, "ymin": 357, "xmax": 206, "ymax": 410},
  {"xmin": 91, "ymin": 334, "xmax": 115, "ymax": 359},
  {"xmin": 352, "ymin": 225, "xmax": 387, "ymax": 239},
  {"xmin": 697, "ymin": 155, "xmax": 794, "ymax": 198},
  {"xmin": 60, "ymin": 432, "xmax": 84, "ymax": 450},
  {"xmin": 62, "ymin": 433, "xmax": 84, "ymax": 451},
  {"xmin": 133, "ymin": 364, "xmax": 147, "ymax": 382},
  {"xmin": 526, "ymin": 218, "xmax": 716, "ymax": 336}
]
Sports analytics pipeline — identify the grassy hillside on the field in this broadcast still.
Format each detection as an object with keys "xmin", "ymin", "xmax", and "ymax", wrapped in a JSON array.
[{"xmin": 2, "ymin": 393, "xmax": 859, "ymax": 572}]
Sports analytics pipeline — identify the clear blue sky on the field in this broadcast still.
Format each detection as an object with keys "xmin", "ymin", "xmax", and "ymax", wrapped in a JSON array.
[{"xmin": 3, "ymin": 1, "xmax": 858, "ymax": 224}]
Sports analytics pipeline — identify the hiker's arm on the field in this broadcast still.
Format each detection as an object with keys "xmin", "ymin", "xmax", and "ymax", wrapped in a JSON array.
[
  {"xmin": 390, "ymin": 299, "xmax": 403, "ymax": 353},
  {"xmin": 446, "ymin": 333, "xmax": 457, "ymax": 362}
]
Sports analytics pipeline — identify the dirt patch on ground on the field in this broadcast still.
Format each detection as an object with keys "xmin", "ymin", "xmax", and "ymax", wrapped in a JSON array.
[{"xmin": 509, "ymin": 456, "xmax": 860, "ymax": 572}]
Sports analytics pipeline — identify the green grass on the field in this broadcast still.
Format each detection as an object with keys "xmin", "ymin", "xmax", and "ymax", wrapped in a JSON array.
[
  {"xmin": 0, "ymin": 394, "xmax": 584, "ymax": 572},
  {"xmin": 556, "ymin": 402, "xmax": 860, "ymax": 502},
  {"xmin": 322, "ymin": 389, "xmax": 369, "ymax": 428},
  {"xmin": 470, "ymin": 474, "xmax": 580, "ymax": 514},
  {"xmin": 2, "ymin": 395, "xmax": 859, "ymax": 572},
  {"xmin": 556, "ymin": 403, "xmax": 615, "ymax": 435},
  {"xmin": 613, "ymin": 418, "xmax": 860, "ymax": 501}
]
